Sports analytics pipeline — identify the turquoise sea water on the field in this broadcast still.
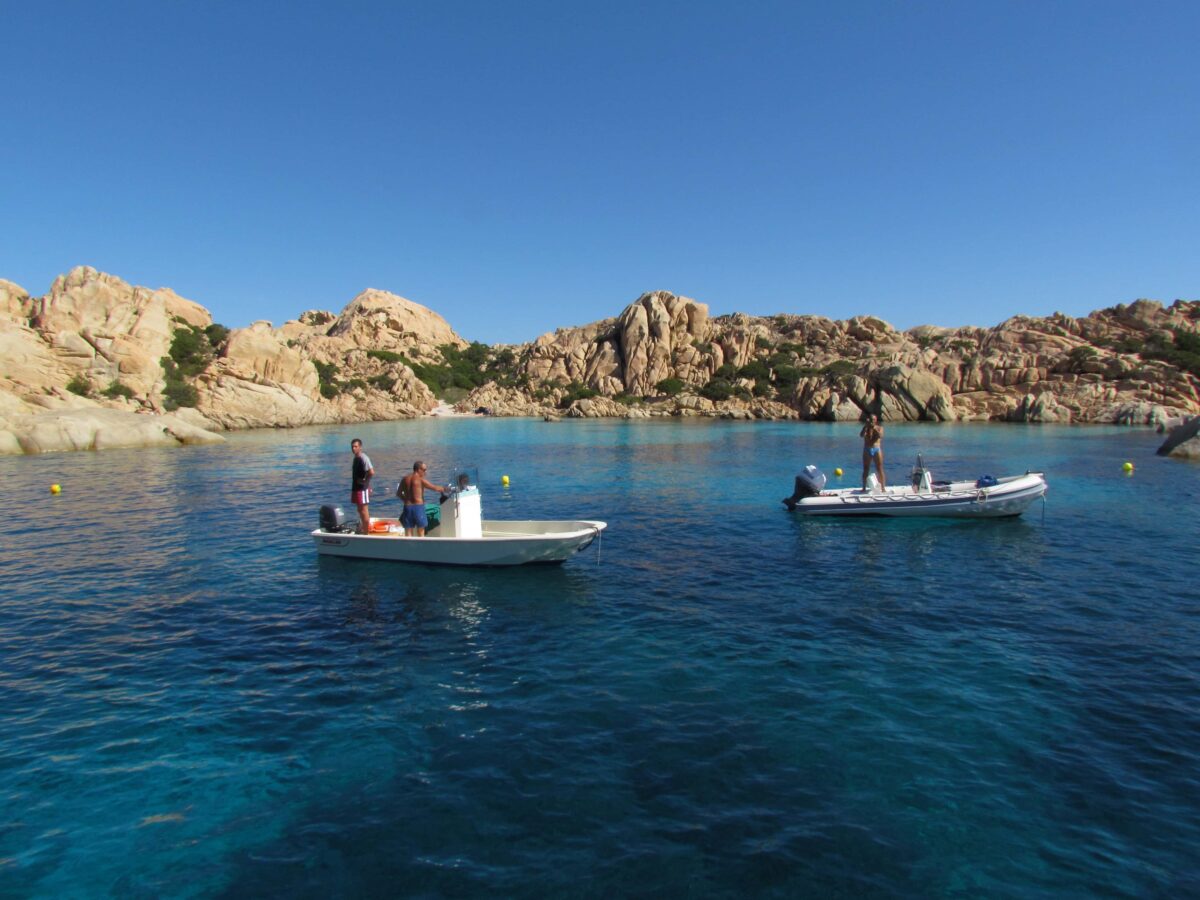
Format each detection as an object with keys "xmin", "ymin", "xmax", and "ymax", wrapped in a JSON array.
[{"xmin": 1, "ymin": 420, "xmax": 1198, "ymax": 898}]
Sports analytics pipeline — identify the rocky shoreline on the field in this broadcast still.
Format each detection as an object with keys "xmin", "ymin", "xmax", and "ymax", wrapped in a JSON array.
[{"xmin": 2, "ymin": 267, "xmax": 1198, "ymax": 458}]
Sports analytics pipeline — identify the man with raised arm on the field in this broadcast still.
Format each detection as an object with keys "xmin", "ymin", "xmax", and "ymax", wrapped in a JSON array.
[{"xmin": 397, "ymin": 460, "xmax": 445, "ymax": 536}]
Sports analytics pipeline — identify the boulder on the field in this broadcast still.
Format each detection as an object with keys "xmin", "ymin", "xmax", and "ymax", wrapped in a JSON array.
[
  {"xmin": 0, "ymin": 279, "xmax": 32, "ymax": 321},
  {"xmin": 456, "ymin": 383, "xmax": 552, "ymax": 417},
  {"xmin": 28, "ymin": 266, "xmax": 210, "ymax": 399},
  {"xmin": 872, "ymin": 365, "xmax": 957, "ymax": 421},
  {"xmin": 1157, "ymin": 415, "xmax": 1200, "ymax": 459},
  {"xmin": 827, "ymin": 394, "xmax": 864, "ymax": 422},
  {"xmin": 1109, "ymin": 402, "xmax": 1176, "ymax": 428},
  {"xmin": 221, "ymin": 322, "xmax": 320, "ymax": 394},
  {"xmin": 323, "ymin": 288, "xmax": 465, "ymax": 361},
  {"xmin": 522, "ymin": 291, "xmax": 710, "ymax": 398},
  {"xmin": 1, "ymin": 407, "xmax": 224, "ymax": 455},
  {"xmin": 1008, "ymin": 391, "xmax": 1073, "ymax": 423},
  {"xmin": 565, "ymin": 397, "xmax": 628, "ymax": 418},
  {"xmin": 196, "ymin": 375, "xmax": 336, "ymax": 430}
]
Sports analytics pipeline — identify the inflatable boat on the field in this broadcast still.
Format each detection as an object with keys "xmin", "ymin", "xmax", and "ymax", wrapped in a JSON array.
[{"xmin": 782, "ymin": 458, "xmax": 1048, "ymax": 518}]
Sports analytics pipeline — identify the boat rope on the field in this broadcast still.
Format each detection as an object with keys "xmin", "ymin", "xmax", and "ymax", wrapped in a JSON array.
[
  {"xmin": 594, "ymin": 526, "xmax": 602, "ymax": 565},
  {"xmin": 1041, "ymin": 492, "xmax": 1046, "ymax": 525}
]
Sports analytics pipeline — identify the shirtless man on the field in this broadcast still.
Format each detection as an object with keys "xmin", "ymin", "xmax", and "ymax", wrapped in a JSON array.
[
  {"xmin": 860, "ymin": 414, "xmax": 886, "ymax": 491},
  {"xmin": 397, "ymin": 461, "xmax": 445, "ymax": 536}
]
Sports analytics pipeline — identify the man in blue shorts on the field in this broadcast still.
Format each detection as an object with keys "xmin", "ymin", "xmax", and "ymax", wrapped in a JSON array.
[
  {"xmin": 397, "ymin": 460, "xmax": 444, "ymax": 536},
  {"xmin": 350, "ymin": 438, "xmax": 374, "ymax": 534}
]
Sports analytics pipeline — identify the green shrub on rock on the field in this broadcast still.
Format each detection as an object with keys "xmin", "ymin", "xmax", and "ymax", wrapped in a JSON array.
[
  {"xmin": 1141, "ymin": 327, "xmax": 1200, "ymax": 377},
  {"xmin": 366, "ymin": 349, "xmax": 405, "ymax": 364},
  {"xmin": 700, "ymin": 379, "xmax": 734, "ymax": 401},
  {"xmin": 169, "ymin": 325, "xmax": 215, "ymax": 376},
  {"xmin": 773, "ymin": 365, "xmax": 802, "ymax": 391},
  {"xmin": 102, "ymin": 381, "xmax": 135, "ymax": 400},
  {"xmin": 163, "ymin": 379, "xmax": 198, "ymax": 409},
  {"xmin": 368, "ymin": 374, "xmax": 397, "ymax": 393},
  {"xmin": 67, "ymin": 374, "xmax": 92, "ymax": 397},
  {"xmin": 557, "ymin": 381, "xmax": 598, "ymax": 408},
  {"xmin": 820, "ymin": 360, "xmax": 858, "ymax": 378},
  {"xmin": 737, "ymin": 359, "xmax": 770, "ymax": 380}
]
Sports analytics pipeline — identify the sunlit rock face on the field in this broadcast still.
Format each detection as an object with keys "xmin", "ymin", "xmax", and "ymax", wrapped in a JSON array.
[
  {"xmin": 2, "ymin": 266, "xmax": 1198, "ymax": 454},
  {"xmin": 320, "ymin": 289, "xmax": 466, "ymax": 361},
  {"xmin": 1, "ymin": 266, "xmax": 211, "ymax": 404},
  {"xmin": 495, "ymin": 292, "xmax": 1200, "ymax": 425},
  {"xmin": 0, "ymin": 271, "xmax": 452, "ymax": 452}
]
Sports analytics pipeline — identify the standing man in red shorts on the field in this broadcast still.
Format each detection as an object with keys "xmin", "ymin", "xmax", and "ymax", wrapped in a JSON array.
[{"xmin": 350, "ymin": 438, "xmax": 375, "ymax": 534}]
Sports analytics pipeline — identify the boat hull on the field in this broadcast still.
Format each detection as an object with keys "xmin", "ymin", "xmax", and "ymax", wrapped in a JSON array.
[
  {"xmin": 312, "ymin": 519, "xmax": 606, "ymax": 566},
  {"xmin": 786, "ymin": 473, "xmax": 1047, "ymax": 518}
]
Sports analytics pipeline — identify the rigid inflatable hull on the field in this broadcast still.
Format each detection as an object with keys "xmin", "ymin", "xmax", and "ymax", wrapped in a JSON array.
[{"xmin": 789, "ymin": 473, "xmax": 1047, "ymax": 518}]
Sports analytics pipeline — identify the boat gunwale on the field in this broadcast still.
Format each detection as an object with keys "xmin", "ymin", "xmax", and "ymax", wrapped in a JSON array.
[
  {"xmin": 788, "ymin": 472, "xmax": 1047, "ymax": 516},
  {"xmin": 310, "ymin": 520, "xmax": 606, "ymax": 544}
]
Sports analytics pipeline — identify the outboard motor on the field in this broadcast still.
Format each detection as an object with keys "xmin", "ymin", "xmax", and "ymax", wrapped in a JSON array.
[
  {"xmin": 319, "ymin": 504, "xmax": 352, "ymax": 533},
  {"xmin": 783, "ymin": 465, "xmax": 827, "ymax": 510}
]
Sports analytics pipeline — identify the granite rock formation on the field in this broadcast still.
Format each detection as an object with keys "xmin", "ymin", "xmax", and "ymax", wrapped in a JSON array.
[
  {"xmin": 465, "ymin": 291, "xmax": 1199, "ymax": 426},
  {"xmin": 1, "ymin": 268, "xmax": 456, "ymax": 453},
  {"xmin": 3, "ymin": 269, "xmax": 1198, "ymax": 455},
  {"xmin": 1157, "ymin": 415, "xmax": 1200, "ymax": 459}
]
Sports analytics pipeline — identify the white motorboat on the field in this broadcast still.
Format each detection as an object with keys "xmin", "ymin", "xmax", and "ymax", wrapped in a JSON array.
[
  {"xmin": 782, "ymin": 458, "xmax": 1048, "ymax": 518},
  {"xmin": 312, "ymin": 475, "xmax": 605, "ymax": 566}
]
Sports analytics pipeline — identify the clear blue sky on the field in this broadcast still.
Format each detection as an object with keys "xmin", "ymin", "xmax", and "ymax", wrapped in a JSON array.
[{"xmin": 2, "ymin": 0, "xmax": 1196, "ymax": 344}]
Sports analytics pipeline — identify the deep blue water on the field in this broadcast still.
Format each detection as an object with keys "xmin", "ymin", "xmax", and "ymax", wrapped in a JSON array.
[{"xmin": 1, "ymin": 420, "xmax": 1198, "ymax": 898}]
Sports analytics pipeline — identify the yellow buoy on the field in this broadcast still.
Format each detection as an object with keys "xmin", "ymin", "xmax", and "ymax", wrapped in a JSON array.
[
  {"xmin": 50, "ymin": 483, "xmax": 62, "ymax": 494},
  {"xmin": 1122, "ymin": 461, "xmax": 1134, "ymax": 473},
  {"xmin": 833, "ymin": 467, "xmax": 843, "ymax": 477},
  {"xmin": 501, "ymin": 475, "xmax": 510, "ymax": 486}
]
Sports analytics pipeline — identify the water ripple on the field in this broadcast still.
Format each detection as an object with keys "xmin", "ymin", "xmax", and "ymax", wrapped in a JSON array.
[{"xmin": 1, "ymin": 422, "xmax": 1198, "ymax": 896}]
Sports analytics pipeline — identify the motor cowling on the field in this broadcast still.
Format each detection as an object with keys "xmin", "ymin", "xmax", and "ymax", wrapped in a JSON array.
[
  {"xmin": 784, "ymin": 465, "xmax": 827, "ymax": 509},
  {"xmin": 795, "ymin": 465, "xmax": 827, "ymax": 497},
  {"xmin": 319, "ymin": 504, "xmax": 351, "ymax": 532}
]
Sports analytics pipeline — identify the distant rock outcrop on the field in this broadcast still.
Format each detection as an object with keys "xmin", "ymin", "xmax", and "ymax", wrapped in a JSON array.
[
  {"xmin": 0, "ymin": 269, "xmax": 457, "ymax": 453},
  {"xmin": 1, "ymin": 266, "xmax": 210, "ymax": 404},
  {"xmin": 483, "ymin": 291, "xmax": 1200, "ymax": 427},
  {"xmin": 454, "ymin": 384, "xmax": 553, "ymax": 418},
  {"xmin": 2, "ymin": 268, "xmax": 1198, "ymax": 455}
]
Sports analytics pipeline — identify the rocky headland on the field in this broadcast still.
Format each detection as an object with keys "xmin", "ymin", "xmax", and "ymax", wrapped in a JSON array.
[{"xmin": 2, "ymin": 267, "xmax": 1198, "ymax": 455}]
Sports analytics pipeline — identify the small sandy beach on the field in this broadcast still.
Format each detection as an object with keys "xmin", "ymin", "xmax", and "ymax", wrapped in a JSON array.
[{"xmin": 428, "ymin": 401, "xmax": 474, "ymax": 418}]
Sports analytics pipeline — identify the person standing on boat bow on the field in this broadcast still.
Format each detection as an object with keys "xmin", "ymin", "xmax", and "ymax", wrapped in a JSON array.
[
  {"xmin": 397, "ymin": 461, "xmax": 446, "ymax": 537},
  {"xmin": 860, "ymin": 413, "xmax": 886, "ymax": 491},
  {"xmin": 350, "ymin": 438, "xmax": 375, "ymax": 534}
]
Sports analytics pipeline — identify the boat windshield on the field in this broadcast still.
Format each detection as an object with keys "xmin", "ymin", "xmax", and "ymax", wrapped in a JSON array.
[{"xmin": 447, "ymin": 466, "xmax": 479, "ymax": 493}]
